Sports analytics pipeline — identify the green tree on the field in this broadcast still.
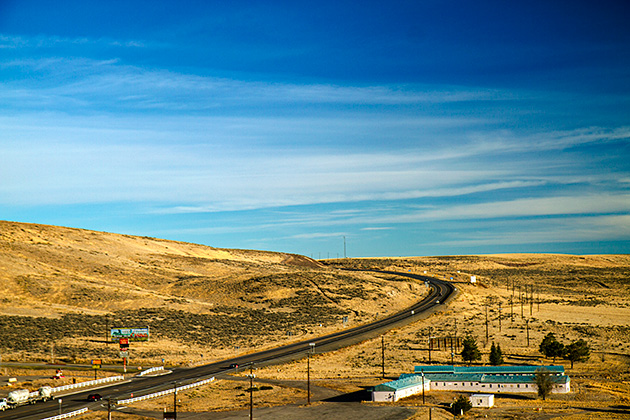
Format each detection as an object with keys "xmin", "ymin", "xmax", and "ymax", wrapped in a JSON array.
[
  {"xmin": 451, "ymin": 394, "xmax": 472, "ymax": 415},
  {"xmin": 539, "ymin": 332, "xmax": 565, "ymax": 362},
  {"xmin": 461, "ymin": 335, "xmax": 481, "ymax": 365},
  {"xmin": 534, "ymin": 367, "xmax": 554, "ymax": 400},
  {"xmin": 489, "ymin": 342, "xmax": 504, "ymax": 365},
  {"xmin": 564, "ymin": 339, "xmax": 590, "ymax": 368}
]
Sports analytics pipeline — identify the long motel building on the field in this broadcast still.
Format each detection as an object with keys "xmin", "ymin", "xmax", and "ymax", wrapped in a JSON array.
[{"xmin": 372, "ymin": 365, "xmax": 570, "ymax": 403}]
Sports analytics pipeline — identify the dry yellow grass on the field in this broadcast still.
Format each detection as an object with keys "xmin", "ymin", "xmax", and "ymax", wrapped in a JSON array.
[{"xmin": 1, "ymin": 221, "xmax": 629, "ymax": 419}]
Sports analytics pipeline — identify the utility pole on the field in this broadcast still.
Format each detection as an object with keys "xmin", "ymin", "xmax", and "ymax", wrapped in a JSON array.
[
  {"xmin": 343, "ymin": 236, "xmax": 347, "ymax": 258},
  {"xmin": 421, "ymin": 369, "xmax": 425, "ymax": 404},
  {"xmin": 498, "ymin": 303, "xmax": 502, "ymax": 332},
  {"xmin": 307, "ymin": 343, "xmax": 315, "ymax": 405},
  {"xmin": 381, "ymin": 336, "xmax": 385, "ymax": 379},
  {"xmin": 428, "ymin": 327, "xmax": 432, "ymax": 363},
  {"xmin": 530, "ymin": 285, "xmax": 534, "ymax": 316},
  {"xmin": 107, "ymin": 398, "xmax": 112, "ymax": 420},
  {"xmin": 307, "ymin": 351, "xmax": 311, "ymax": 405},
  {"xmin": 526, "ymin": 319, "xmax": 530, "ymax": 347},
  {"xmin": 485, "ymin": 304, "xmax": 489, "ymax": 344}
]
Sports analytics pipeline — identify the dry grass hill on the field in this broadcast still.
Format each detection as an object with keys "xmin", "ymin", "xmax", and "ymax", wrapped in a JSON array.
[
  {"xmin": 1, "ymin": 220, "xmax": 630, "ymax": 419},
  {"xmin": 0, "ymin": 220, "xmax": 426, "ymax": 364}
]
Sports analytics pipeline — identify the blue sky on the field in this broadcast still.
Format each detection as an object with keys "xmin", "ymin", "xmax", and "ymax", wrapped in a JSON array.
[{"xmin": 1, "ymin": 1, "xmax": 629, "ymax": 257}]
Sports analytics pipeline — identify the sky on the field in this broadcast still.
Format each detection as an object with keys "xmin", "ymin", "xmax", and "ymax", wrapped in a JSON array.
[{"xmin": 1, "ymin": 0, "xmax": 629, "ymax": 257}]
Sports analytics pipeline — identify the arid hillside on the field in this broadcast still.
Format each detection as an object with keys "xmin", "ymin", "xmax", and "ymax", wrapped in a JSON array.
[
  {"xmin": 0, "ymin": 220, "xmax": 426, "ymax": 363},
  {"xmin": 2, "ymin": 222, "xmax": 630, "ymax": 419}
]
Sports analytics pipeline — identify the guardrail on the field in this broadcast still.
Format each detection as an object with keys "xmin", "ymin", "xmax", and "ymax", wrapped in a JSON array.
[
  {"xmin": 117, "ymin": 377, "xmax": 215, "ymax": 405},
  {"xmin": 137, "ymin": 366, "xmax": 165, "ymax": 376},
  {"xmin": 51, "ymin": 375, "xmax": 125, "ymax": 393},
  {"xmin": 40, "ymin": 407, "xmax": 89, "ymax": 420}
]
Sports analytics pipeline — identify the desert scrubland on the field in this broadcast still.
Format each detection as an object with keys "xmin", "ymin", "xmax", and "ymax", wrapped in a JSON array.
[{"xmin": 1, "ymin": 220, "xmax": 629, "ymax": 419}]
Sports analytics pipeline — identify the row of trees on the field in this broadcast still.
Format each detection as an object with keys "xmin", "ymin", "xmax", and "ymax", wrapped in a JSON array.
[
  {"xmin": 459, "ymin": 333, "xmax": 590, "ymax": 368},
  {"xmin": 539, "ymin": 333, "xmax": 590, "ymax": 368},
  {"xmin": 460, "ymin": 336, "xmax": 504, "ymax": 365}
]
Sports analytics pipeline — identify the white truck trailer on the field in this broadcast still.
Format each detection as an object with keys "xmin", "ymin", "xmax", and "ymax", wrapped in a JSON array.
[{"xmin": 6, "ymin": 386, "xmax": 53, "ymax": 408}]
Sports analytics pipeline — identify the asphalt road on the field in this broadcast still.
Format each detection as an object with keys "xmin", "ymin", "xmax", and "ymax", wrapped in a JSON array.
[{"xmin": 0, "ymin": 271, "xmax": 456, "ymax": 420}]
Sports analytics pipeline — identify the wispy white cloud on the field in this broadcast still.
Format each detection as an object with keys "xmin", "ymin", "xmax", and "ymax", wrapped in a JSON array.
[
  {"xmin": 0, "ymin": 56, "xmax": 515, "ymax": 113},
  {"xmin": 1, "ymin": 110, "xmax": 627, "ymax": 216},
  {"xmin": 0, "ymin": 34, "xmax": 149, "ymax": 49},
  {"xmin": 286, "ymin": 232, "xmax": 348, "ymax": 240},
  {"xmin": 432, "ymin": 214, "xmax": 630, "ymax": 247}
]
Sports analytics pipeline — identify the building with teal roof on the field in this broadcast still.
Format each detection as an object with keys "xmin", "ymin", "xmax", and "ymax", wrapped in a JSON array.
[
  {"xmin": 373, "ymin": 365, "xmax": 571, "ymax": 402},
  {"xmin": 414, "ymin": 365, "xmax": 565, "ymax": 375},
  {"xmin": 372, "ymin": 374, "xmax": 430, "ymax": 402}
]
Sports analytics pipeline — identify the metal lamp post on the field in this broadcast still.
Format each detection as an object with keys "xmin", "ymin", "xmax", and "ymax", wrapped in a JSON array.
[
  {"xmin": 308, "ymin": 343, "xmax": 315, "ymax": 405},
  {"xmin": 173, "ymin": 381, "xmax": 178, "ymax": 420},
  {"xmin": 247, "ymin": 365, "xmax": 256, "ymax": 419}
]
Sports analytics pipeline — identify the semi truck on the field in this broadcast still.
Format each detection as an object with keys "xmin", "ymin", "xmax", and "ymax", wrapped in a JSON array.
[{"xmin": 6, "ymin": 386, "xmax": 53, "ymax": 408}]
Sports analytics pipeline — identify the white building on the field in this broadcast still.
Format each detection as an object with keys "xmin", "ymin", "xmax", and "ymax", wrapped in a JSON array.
[
  {"xmin": 470, "ymin": 394, "xmax": 494, "ymax": 408},
  {"xmin": 372, "ymin": 365, "xmax": 571, "ymax": 403},
  {"xmin": 372, "ymin": 375, "xmax": 430, "ymax": 402}
]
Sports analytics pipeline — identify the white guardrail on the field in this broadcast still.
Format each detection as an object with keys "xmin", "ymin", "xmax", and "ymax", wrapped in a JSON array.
[
  {"xmin": 51, "ymin": 375, "xmax": 125, "ymax": 393},
  {"xmin": 137, "ymin": 366, "xmax": 165, "ymax": 376},
  {"xmin": 117, "ymin": 377, "xmax": 215, "ymax": 405},
  {"xmin": 41, "ymin": 407, "xmax": 89, "ymax": 420}
]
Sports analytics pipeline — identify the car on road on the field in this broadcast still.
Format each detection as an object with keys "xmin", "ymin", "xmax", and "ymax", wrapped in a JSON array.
[
  {"xmin": 229, "ymin": 363, "xmax": 239, "ymax": 369},
  {"xmin": 0, "ymin": 398, "xmax": 8, "ymax": 411},
  {"xmin": 87, "ymin": 393, "xmax": 102, "ymax": 402}
]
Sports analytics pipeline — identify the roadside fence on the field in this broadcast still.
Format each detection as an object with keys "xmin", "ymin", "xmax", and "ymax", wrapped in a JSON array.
[
  {"xmin": 137, "ymin": 366, "xmax": 165, "ymax": 376},
  {"xmin": 40, "ymin": 407, "xmax": 89, "ymax": 420},
  {"xmin": 52, "ymin": 375, "xmax": 125, "ymax": 393},
  {"xmin": 117, "ymin": 377, "xmax": 215, "ymax": 405}
]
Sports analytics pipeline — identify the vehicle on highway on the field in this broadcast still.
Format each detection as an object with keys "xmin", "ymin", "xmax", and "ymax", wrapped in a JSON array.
[
  {"xmin": 0, "ymin": 398, "xmax": 8, "ymax": 411},
  {"xmin": 229, "ymin": 363, "xmax": 239, "ymax": 369},
  {"xmin": 6, "ymin": 386, "xmax": 53, "ymax": 408},
  {"xmin": 87, "ymin": 393, "xmax": 102, "ymax": 402}
]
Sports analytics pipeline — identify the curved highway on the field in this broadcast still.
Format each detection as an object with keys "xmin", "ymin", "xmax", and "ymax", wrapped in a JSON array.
[{"xmin": 1, "ymin": 271, "xmax": 455, "ymax": 420}]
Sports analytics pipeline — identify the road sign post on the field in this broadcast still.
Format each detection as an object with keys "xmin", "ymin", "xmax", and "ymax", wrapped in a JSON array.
[{"xmin": 92, "ymin": 359, "xmax": 101, "ymax": 380}]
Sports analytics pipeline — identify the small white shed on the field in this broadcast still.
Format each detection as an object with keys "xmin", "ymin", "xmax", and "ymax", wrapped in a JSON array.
[
  {"xmin": 470, "ymin": 393, "xmax": 494, "ymax": 408},
  {"xmin": 470, "ymin": 275, "xmax": 477, "ymax": 284}
]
